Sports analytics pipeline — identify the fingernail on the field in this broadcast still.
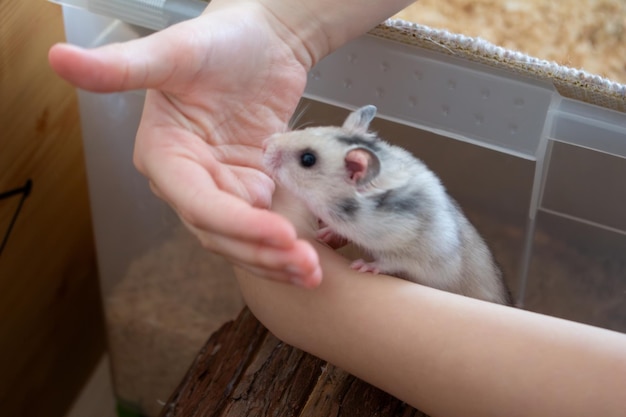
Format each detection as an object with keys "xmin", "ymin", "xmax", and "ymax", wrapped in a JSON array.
[
  {"xmin": 263, "ymin": 237, "xmax": 291, "ymax": 249},
  {"xmin": 289, "ymin": 275, "xmax": 307, "ymax": 288},
  {"xmin": 286, "ymin": 265, "xmax": 307, "ymax": 287},
  {"xmin": 285, "ymin": 264, "xmax": 303, "ymax": 275},
  {"xmin": 305, "ymin": 266, "xmax": 322, "ymax": 288}
]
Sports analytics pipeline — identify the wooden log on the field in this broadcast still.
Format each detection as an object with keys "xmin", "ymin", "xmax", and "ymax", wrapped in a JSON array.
[{"xmin": 160, "ymin": 308, "xmax": 429, "ymax": 417}]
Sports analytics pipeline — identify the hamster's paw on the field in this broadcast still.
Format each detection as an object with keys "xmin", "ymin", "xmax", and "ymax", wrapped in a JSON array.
[
  {"xmin": 316, "ymin": 226, "xmax": 348, "ymax": 249},
  {"xmin": 350, "ymin": 259, "xmax": 381, "ymax": 274}
]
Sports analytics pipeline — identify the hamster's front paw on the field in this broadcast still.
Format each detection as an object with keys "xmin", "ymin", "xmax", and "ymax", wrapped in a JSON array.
[
  {"xmin": 316, "ymin": 226, "xmax": 349, "ymax": 249},
  {"xmin": 350, "ymin": 259, "xmax": 381, "ymax": 274}
]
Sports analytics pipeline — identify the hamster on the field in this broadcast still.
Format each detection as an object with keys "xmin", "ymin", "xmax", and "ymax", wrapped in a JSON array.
[{"xmin": 263, "ymin": 105, "xmax": 512, "ymax": 305}]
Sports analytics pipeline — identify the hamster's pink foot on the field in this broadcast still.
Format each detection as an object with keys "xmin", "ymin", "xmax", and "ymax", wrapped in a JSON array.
[{"xmin": 350, "ymin": 259, "xmax": 380, "ymax": 274}]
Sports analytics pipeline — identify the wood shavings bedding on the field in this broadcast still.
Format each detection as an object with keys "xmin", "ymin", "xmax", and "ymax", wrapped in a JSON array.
[{"xmin": 396, "ymin": 0, "xmax": 626, "ymax": 84}]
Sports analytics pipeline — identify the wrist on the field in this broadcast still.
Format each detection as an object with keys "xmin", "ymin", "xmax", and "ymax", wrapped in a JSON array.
[
  {"xmin": 205, "ymin": 0, "xmax": 415, "ymax": 70},
  {"xmin": 256, "ymin": 0, "xmax": 417, "ymax": 67},
  {"xmin": 255, "ymin": 0, "xmax": 332, "ymax": 69},
  {"xmin": 203, "ymin": 0, "xmax": 319, "ymax": 70}
]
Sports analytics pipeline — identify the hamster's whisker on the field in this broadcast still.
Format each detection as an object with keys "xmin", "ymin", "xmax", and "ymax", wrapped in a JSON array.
[
  {"xmin": 288, "ymin": 102, "xmax": 311, "ymax": 131},
  {"xmin": 292, "ymin": 121, "xmax": 316, "ymax": 130}
]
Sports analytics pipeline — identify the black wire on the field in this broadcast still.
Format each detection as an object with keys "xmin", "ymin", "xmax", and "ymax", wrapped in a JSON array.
[{"xmin": 0, "ymin": 179, "xmax": 33, "ymax": 257}]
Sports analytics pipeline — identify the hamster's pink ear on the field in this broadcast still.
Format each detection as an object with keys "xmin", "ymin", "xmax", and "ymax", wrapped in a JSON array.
[
  {"xmin": 345, "ymin": 148, "xmax": 380, "ymax": 185},
  {"xmin": 342, "ymin": 105, "xmax": 377, "ymax": 134}
]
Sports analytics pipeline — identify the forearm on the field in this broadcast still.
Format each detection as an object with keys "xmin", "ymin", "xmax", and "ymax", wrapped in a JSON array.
[
  {"xmin": 238, "ymin": 259, "xmax": 626, "ymax": 416},
  {"xmin": 208, "ymin": 0, "xmax": 416, "ymax": 68},
  {"xmin": 235, "ymin": 192, "xmax": 626, "ymax": 417}
]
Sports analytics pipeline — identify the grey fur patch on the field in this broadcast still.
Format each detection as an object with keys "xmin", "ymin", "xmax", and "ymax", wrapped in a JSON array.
[
  {"xmin": 337, "ymin": 134, "xmax": 381, "ymax": 151},
  {"xmin": 372, "ymin": 188, "xmax": 420, "ymax": 213},
  {"xmin": 337, "ymin": 197, "xmax": 359, "ymax": 218}
]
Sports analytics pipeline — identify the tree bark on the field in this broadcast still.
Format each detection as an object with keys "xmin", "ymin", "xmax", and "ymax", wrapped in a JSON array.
[{"xmin": 160, "ymin": 308, "xmax": 428, "ymax": 417}]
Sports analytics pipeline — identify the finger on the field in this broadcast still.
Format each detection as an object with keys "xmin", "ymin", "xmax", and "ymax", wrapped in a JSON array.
[
  {"xmin": 183, "ymin": 216, "xmax": 323, "ymax": 287},
  {"xmin": 231, "ymin": 259, "xmax": 323, "ymax": 289},
  {"xmin": 183, "ymin": 187, "xmax": 298, "ymax": 249},
  {"xmin": 191, "ymin": 224, "xmax": 320, "ymax": 280},
  {"xmin": 48, "ymin": 22, "xmax": 201, "ymax": 92},
  {"xmin": 148, "ymin": 153, "xmax": 296, "ymax": 249}
]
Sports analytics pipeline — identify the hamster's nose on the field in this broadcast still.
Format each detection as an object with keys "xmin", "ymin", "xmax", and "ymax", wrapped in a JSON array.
[
  {"xmin": 262, "ymin": 137, "xmax": 272, "ymax": 152},
  {"xmin": 262, "ymin": 146, "xmax": 283, "ymax": 173},
  {"xmin": 262, "ymin": 133, "xmax": 282, "ymax": 152}
]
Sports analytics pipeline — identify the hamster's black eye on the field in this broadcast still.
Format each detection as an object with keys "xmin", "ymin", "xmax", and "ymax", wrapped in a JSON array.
[{"xmin": 300, "ymin": 152, "xmax": 317, "ymax": 168}]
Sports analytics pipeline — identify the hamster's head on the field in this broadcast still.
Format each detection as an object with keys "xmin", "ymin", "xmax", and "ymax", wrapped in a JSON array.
[{"xmin": 263, "ymin": 105, "xmax": 382, "ymax": 212}]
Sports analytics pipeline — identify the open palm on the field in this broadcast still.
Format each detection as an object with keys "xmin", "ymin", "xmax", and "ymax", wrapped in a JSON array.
[{"xmin": 49, "ymin": 3, "xmax": 322, "ymax": 286}]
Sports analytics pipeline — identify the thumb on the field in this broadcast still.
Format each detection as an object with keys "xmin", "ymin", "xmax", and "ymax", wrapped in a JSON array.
[{"xmin": 48, "ymin": 24, "xmax": 192, "ymax": 92}]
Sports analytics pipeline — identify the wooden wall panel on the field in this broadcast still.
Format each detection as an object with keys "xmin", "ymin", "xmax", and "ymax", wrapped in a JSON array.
[{"xmin": 0, "ymin": 1, "xmax": 106, "ymax": 416}]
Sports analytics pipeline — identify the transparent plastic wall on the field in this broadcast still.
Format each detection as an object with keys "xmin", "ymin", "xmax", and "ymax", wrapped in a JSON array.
[
  {"xmin": 303, "ymin": 35, "xmax": 626, "ymax": 305},
  {"xmin": 58, "ymin": 2, "xmax": 626, "ymax": 416}
]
